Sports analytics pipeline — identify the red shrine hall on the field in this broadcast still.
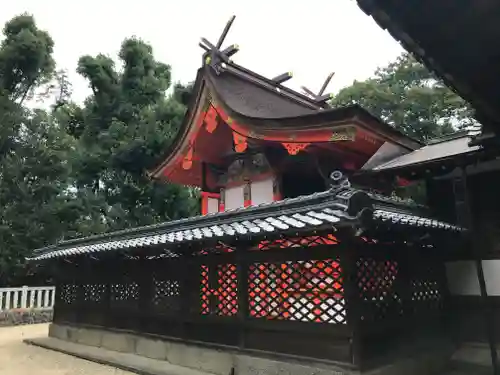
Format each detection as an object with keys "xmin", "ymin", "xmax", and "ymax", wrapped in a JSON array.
[{"xmin": 29, "ymin": 17, "xmax": 467, "ymax": 374}]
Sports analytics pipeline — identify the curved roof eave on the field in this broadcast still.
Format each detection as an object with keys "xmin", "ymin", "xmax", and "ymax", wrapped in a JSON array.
[
  {"xmin": 149, "ymin": 63, "xmax": 422, "ymax": 179},
  {"xmin": 204, "ymin": 68, "xmax": 421, "ymax": 151},
  {"xmin": 148, "ymin": 68, "xmax": 207, "ymax": 179}
]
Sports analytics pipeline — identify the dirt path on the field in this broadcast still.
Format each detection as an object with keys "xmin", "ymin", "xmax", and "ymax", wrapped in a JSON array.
[{"xmin": 0, "ymin": 324, "xmax": 136, "ymax": 375}]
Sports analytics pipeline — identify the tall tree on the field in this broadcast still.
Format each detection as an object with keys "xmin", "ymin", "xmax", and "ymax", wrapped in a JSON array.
[
  {"xmin": 0, "ymin": 15, "xmax": 82, "ymax": 285},
  {"xmin": 331, "ymin": 53, "xmax": 475, "ymax": 141},
  {"xmin": 60, "ymin": 38, "xmax": 197, "ymax": 233}
]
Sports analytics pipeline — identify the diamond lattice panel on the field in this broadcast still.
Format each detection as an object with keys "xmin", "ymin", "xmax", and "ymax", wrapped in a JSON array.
[
  {"xmin": 411, "ymin": 264, "xmax": 443, "ymax": 313},
  {"xmin": 200, "ymin": 264, "xmax": 238, "ymax": 316},
  {"xmin": 110, "ymin": 282, "xmax": 140, "ymax": 308},
  {"xmin": 248, "ymin": 259, "xmax": 346, "ymax": 324},
  {"xmin": 59, "ymin": 284, "xmax": 77, "ymax": 305},
  {"xmin": 83, "ymin": 284, "xmax": 106, "ymax": 303},
  {"xmin": 357, "ymin": 258, "xmax": 403, "ymax": 322},
  {"xmin": 153, "ymin": 278, "xmax": 181, "ymax": 314}
]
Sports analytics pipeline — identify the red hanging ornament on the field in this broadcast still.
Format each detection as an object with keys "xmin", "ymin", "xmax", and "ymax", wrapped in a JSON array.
[{"xmin": 282, "ymin": 142, "xmax": 310, "ymax": 155}]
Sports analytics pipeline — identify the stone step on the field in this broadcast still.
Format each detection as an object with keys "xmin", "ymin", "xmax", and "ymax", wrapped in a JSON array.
[{"xmin": 25, "ymin": 337, "xmax": 215, "ymax": 375}]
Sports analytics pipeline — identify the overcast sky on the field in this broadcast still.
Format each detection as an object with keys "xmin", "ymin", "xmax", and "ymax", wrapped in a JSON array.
[{"xmin": 1, "ymin": 0, "xmax": 404, "ymax": 104}]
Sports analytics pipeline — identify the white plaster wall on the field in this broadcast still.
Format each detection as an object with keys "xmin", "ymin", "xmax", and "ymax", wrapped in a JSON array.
[
  {"xmin": 483, "ymin": 260, "xmax": 500, "ymax": 296},
  {"xmin": 207, "ymin": 197, "xmax": 219, "ymax": 214},
  {"xmin": 225, "ymin": 186, "xmax": 244, "ymax": 210},
  {"xmin": 446, "ymin": 261, "xmax": 480, "ymax": 296},
  {"xmin": 251, "ymin": 179, "xmax": 274, "ymax": 206},
  {"xmin": 446, "ymin": 260, "xmax": 500, "ymax": 296}
]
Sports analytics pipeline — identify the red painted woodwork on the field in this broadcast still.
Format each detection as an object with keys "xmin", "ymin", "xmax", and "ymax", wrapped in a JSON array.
[
  {"xmin": 233, "ymin": 131, "xmax": 248, "ymax": 153},
  {"xmin": 156, "ymin": 101, "xmax": 404, "ymax": 190},
  {"xmin": 243, "ymin": 182, "xmax": 252, "ymax": 207},
  {"xmin": 201, "ymin": 191, "xmax": 221, "ymax": 215},
  {"xmin": 281, "ymin": 142, "xmax": 310, "ymax": 155}
]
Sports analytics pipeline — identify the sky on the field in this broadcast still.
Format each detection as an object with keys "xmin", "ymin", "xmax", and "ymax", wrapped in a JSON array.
[{"xmin": 1, "ymin": 0, "xmax": 405, "ymax": 105}]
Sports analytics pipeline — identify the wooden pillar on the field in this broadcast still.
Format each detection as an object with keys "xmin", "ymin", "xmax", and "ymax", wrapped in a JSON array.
[
  {"xmin": 237, "ymin": 243, "xmax": 249, "ymax": 349},
  {"xmin": 343, "ymin": 237, "xmax": 363, "ymax": 368},
  {"xmin": 455, "ymin": 166, "xmax": 498, "ymax": 374}
]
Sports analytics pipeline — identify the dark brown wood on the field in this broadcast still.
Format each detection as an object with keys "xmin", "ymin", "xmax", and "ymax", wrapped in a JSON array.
[
  {"xmin": 52, "ymin": 230, "xmax": 448, "ymax": 368},
  {"xmin": 458, "ymin": 166, "xmax": 499, "ymax": 374}
]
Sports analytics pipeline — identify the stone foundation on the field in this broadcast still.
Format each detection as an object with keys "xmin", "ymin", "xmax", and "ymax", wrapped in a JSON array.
[
  {"xmin": 48, "ymin": 323, "xmax": 454, "ymax": 375},
  {"xmin": 0, "ymin": 309, "xmax": 53, "ymax": 327}
]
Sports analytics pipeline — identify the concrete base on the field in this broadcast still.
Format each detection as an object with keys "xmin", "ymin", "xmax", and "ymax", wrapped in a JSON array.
[
  {"xmin": 41, "ymin": 323, "xmax": 454, "ymax": 375},
  {"xmin": 26, "ymin": 336, "xmax": 214, "ymax": 375},
  {"xmin": 449, "ymin": 342, "xmax": 499, "ymax": 374}
]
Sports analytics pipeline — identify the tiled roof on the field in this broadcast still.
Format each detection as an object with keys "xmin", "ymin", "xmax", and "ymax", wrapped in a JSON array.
[
  {"xmin": 372, "ymin": 131, "xmax": 481, "ymax": 171},
  {"xmin": 28, "ymin": 185, "xmax": 465, "ymax": 262}
]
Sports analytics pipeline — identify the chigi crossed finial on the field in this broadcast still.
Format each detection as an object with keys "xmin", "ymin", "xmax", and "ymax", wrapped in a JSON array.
[
  {"xmin": 199, "ymin": 16, "xmax": 239, "ymax": 73},
  {"xmin": 301, "ymin": 72, "xmax": 335, "ymax": 105}
]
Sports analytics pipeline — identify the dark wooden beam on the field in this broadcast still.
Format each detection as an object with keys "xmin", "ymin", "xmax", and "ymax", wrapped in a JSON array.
[
  {"xmin": 216, "ymin": 15, "xmax": 236, "ymax": 49},
  {"xmin": 272, "ymin": 72, "xmax": 293, "ymax": 84},
  {"xmin": 457, "ymin": 166, "xmax": 499, "ymax": 375}
]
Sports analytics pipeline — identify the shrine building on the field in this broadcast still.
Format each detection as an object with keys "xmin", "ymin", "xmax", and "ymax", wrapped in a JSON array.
[{"xmin": 27, "ymin": 18, "xmax": 465, "ymax": 375}]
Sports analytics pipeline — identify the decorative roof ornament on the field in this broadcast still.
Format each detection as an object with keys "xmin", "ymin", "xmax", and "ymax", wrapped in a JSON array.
[
  {"xmin": 328, "ymin": 170, "xmax": 351, "ymax": 192},
  {"xmin": 301, "ymin": 72, "xmax": 335, "ymax": 106},
  {"xmin": 199, "ymin": 15, "xmax": 239, "ymax": 74}
]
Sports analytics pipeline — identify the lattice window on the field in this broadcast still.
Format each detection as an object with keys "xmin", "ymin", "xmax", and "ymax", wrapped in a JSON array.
[
  {"xmin": 153, "ymin": 278, "xmax": 181, "ymax": 313},
  {"xmin": 83, "ymin": 284, "xmax": 106, "ymax": 303},
  {"xmin": 410, "ymin": 264, "xmax": 443, "ymax": 313},
  {"xmin": 357, "ymin": 258, "xmax": 403, "ymax": 322},
  {"xmin": 257, "ymin": 234, "xmax": 339, "ymax": 251},
  {"xmin": 248, "ymin": 259, "xmax": 346, "ymax": 324},
  {"xmin": 197, "ymin": 244, "xmax": 235, "ymax": 256},
  {"xmin": 59, "ymin": 284, "xmax": 77, "ymax": 305},
  {"xmin": 111, "ymin": 282, "xmax": 139, "ymax": 302},
  {"xmin": 200, "ymin": 264, "xmax": 238, "ymax": 316}
]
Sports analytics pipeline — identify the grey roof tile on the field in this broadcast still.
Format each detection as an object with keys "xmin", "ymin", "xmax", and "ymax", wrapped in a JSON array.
[{"xmin": 28, "ymin": 187, "xmax": 465, "ymax": 261}]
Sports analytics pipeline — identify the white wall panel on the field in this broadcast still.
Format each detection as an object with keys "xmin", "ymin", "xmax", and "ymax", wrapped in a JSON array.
[
  {"xmin": 207, "ymin": 197, "xmax": 219, "ymax": 214},
  {"xmin": 225, "ymin": 186, "xmax": 244, "ymax": 210},
  {"xmin": 251, "ymin": 179, "xmax": 274, "ymax": 205}
]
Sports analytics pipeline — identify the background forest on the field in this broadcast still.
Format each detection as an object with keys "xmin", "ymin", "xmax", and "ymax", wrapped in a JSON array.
[{"xmin": 0, "ymin": 15, "xmax": 474, "ymax": 285}]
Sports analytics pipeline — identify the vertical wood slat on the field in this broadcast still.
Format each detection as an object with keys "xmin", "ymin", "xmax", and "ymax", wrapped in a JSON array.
[
  {"xmin": 29, "ymin": 289, "xmax": 35, "ymax": 309},
  {"xmin": 36, "ymin": 290, "xmax": 42, "ymax": 308},
  {"xmin": 0, "ymin": 286, "xmax": 57, "ymax": 311},
  {"xmin": 12, "ymin": 290, "xmax": 19, "ymax": 309},
  {"xmin": 20, "ymin": 286, "xmax": 28, "ymax": 309},
  {"xmin": 43, "ymin": 289, "xmax": 50, "ymax": 308},
  {"xmin": 5, "ymin": 290, "xmax": 11, "ymax": 310}
]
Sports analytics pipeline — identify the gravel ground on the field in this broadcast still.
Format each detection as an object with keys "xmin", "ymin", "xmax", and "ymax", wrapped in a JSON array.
[{"xmin": 0, "ymin": 324, "xmax": 136, "ymax": 375}]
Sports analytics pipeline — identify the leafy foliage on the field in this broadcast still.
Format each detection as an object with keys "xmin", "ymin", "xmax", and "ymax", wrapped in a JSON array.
[
  {"xmin": 331, "ymin": 53, "xmax": 475, "ymax": 141},
  {"xmin": 0, "ymin": 16, "xmax": 196, "ymax": 285},
  {"xmin": 62, "ymin": 37, "xmax": 198, "ymax": 232}
]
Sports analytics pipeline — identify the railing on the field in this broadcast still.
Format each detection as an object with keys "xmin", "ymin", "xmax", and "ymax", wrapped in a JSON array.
[{"xmin": 0, "ymin": 286, "xmax": 56, "ymax": 311}]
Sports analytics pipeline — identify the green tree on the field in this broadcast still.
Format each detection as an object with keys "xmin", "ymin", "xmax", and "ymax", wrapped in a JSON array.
[
  {"xmin": 331, "ymin": 52, "xmax": 475, "ymax": 141},
  {"xmin": 59, "ymin": 38, "xmax": 197, "ymax": 233},
  {"xmin": 0, "ymin": 15, "xmax": 91, "ymax": 285}
]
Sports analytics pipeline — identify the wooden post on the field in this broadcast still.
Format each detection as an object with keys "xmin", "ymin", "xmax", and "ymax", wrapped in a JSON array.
[
  {"xmin": 343, "ymin": 237, "xmax": 363, "ymax": 368},
  {"xmin": 21, "ymin": 286, "xmax": 28, "ymax": 309},
  {"xmin": 456, "ymin": 166, "xmax": 498, "ymax": 374},
  {"xmin": 237, "ymin": 244, "xmax": 249, "ymax": 349},
  {"xmin": 12, "ymin": 290, "xmax": 19, "ymax": 309}
]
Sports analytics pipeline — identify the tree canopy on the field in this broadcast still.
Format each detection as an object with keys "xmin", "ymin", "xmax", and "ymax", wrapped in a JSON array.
[
  {"xmin": 0, "ymin": 15, "xmax": 197, "ymax": 285},
  {"xmin": 331, "ymin": 53, "xmax": 475, "ymax": 142}
]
